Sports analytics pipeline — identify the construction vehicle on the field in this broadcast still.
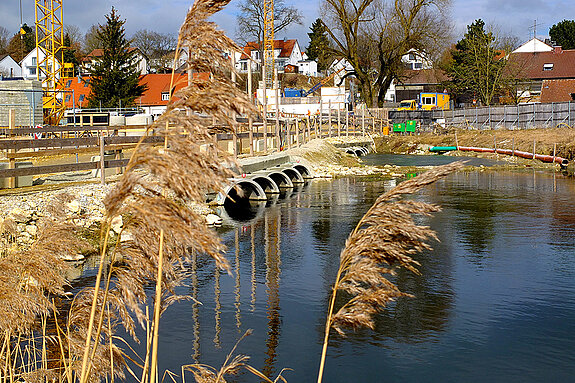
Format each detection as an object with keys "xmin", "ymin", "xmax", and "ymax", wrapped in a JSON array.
[{"xmin": 397, "ymin": 92, "xmax": 450, "ymax": 111}]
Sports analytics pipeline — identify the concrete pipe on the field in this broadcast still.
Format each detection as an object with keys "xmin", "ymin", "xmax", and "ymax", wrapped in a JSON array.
[{"xmin": 250, "ymin": 174, "xmax": 280, "ymax": 194}]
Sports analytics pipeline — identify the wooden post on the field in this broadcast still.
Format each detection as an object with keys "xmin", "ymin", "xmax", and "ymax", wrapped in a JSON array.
[
  {"xmin": 307, "ymin": 115, "xmax": 311, "ymax": 142},
  {"xmin": 99, "ymin": 135, "xmax": 106, "ymax": 185},
  {"xmin": 512, "ymin": 137, "xmax": 515, "ymax": 158},
  {"xmin": 362, "ymin": 107, "xmax": 365, "ymax": 136},
  {"xmin": 249, "ymin": 117, "xmax": 254, "ymax": 155},
  {"xmin": 319, "ymin": 99, "xmax": 323, "ymax": 138},
  {"xmin": 553, "ymin": 143, "xmax": 557, "ymax": 163},
  {"xmin": 328, "ymin": 100, "xmax": 332, "ymax": 137},
  {"xmin": 346, "ymin": 110, "xmax": 349, "ymax": 136},
  {"xmin": 8, "ymin": 109, "xmax": 16, "ymax": 188},
  {"xmin": 337, "ymin": 107, "xmax": 341, "ymax": 137},
  {"xmin": 296, "ymin": 118, "xmax": 300, "ymax": 147},
  {"xmin": 455, "ymin": 131, "xmax": 459, "ymax": 149},
  {"xmin": 493, "ymin": 136, "xmax": 496, "ymax": 151},
  {"xmin": 532, "ymin": 139, "xmax": 536, "ymax": 159},
  {"xmin": 287, "ymin": 119, "xmax": 292, "ymax": 149},
  {"xmin": 248, "ymin": 59, "xmax": 252, "ymax": 100},
  {"xmin": 275, "ymin": 87, "xmax": 280, "ymax": 150}
]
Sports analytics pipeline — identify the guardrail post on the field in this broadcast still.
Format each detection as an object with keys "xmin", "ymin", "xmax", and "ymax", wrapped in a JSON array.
[{"xmin": 8, "ymin": 109, "xmax": 15, "ymax": 188}]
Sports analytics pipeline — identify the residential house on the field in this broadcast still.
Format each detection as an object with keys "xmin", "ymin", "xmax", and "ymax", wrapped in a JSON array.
[
  {"xmin": 237, "ymin": 39, "xmax": 304, "ymax": 74},
  {"xmin": 20, "ymin": 49, "xmax": 61, "ymax": 81},
  {"xmin": 512, "ymin": 38, "xmax": 553, "ymax": 53},
  {"xmin": 540, "ymin": 79, "xmax": 575, "ymax": 103},
  {"xmin": 0, "ymin": 54, "xmax": 22, "ymax": 78},
  {"xmin": 297, "ymin": 60, "xmax": 318, "ymax": 76},
  {"xmin": 401, "ymin": 49, "xmax": 433, "ymax": 70},
  {"xmin": 509, "ymin": 45, "xmax": 575, "ymax": 102},
  {"xmin": 82, "ymin": 48, "xmax": 148, "ymax": 75}
]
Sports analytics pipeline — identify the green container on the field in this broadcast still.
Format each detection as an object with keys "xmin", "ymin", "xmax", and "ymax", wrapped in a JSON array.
[
  {"xmin": 393, "ymin": 123, "xmax": 405, "ymax": 132},
  {"xmin": 406, "ymin": 120, "xmax": 417, "ymax": 132}
]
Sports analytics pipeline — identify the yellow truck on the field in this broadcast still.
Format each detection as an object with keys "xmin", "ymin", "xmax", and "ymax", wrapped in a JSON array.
[{"xmin": 397, "ymin": 93, "xmax": 450, "ymax": 111}]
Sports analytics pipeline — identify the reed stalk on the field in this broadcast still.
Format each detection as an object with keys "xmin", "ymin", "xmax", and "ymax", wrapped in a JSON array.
[{"xmin": 317, "ymin": 161, "xmax": 464, "ymax": 383}]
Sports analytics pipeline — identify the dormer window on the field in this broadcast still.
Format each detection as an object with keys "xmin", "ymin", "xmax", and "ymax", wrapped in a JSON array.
[
  {"xmin": 543, "ymin": 63, "xmax": 554, "ymax": 71},
  {"xmin": 161, "ymin": 92, "xmax": 170, "ymax": 101}
]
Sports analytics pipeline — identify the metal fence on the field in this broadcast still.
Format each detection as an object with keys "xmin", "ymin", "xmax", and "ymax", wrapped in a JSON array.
[{"xmin": 387, "ymin": 101, "xmax": 575, "ymax": 130}]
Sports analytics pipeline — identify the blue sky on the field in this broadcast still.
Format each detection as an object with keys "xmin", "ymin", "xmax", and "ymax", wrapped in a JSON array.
[{"xmin": 0, "ymin": 0, "xmax": 573, "ymax": 49}]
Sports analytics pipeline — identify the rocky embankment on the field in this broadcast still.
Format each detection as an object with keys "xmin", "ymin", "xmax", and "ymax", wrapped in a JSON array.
[{"xmin": 0, "ymin": 137, "xmax": 402, "ymax": 255}]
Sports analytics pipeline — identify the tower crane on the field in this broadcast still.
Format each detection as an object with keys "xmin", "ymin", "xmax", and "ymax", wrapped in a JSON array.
[{"xmin": 35, "ymin": 0, "xmax": 65, "ymax": 125}]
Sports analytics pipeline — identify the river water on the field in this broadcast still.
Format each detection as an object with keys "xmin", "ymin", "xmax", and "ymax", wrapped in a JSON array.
[{"xmin": 85, "ymin": 154, "xmax": 575, "ymax": 382}]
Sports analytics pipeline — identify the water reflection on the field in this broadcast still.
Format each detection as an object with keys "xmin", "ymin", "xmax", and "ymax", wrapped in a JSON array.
[{"xmin": 67, "ymin": 164, "xmax": 575, "ymax": 382}]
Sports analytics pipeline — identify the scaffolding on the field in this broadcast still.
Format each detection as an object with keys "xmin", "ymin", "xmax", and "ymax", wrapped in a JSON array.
[{"xmin": 35, "ymin": 0, "xmax": 65, "ymax": 125}]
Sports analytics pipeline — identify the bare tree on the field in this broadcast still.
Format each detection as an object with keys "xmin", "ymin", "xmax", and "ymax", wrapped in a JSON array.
[
  {"xmin": 236, "ymin": 0, "xmax": 303, "ymax": 45},
  {"xmin": 83, "ymin": 24, "xmax": 102, "ymax": 55},
  {"xmin": 131, "ymin": 29, "xmax": 177, "ymax": 72},
  {"xmin": 0, "ymin": 25, "xmax": 9, "ymax": 54},
  {"xmin": 321, "ymin": 0, "xmax": 451, "ymax": 107}
]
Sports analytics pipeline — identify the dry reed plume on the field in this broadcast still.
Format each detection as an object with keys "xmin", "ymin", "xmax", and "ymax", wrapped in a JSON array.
[
  {"xmin": 72, "ymin": 0, "xmax": 259, "ymax": 382},
  {"xmin": 317, "ymin": 161, "xmax": 465, "ymax": 383}
]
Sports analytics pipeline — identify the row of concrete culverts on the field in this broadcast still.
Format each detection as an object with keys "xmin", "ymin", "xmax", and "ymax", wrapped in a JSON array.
[
  {"xmin": 214, "ymin": 163, "xmax": 314, "ymax": 206},
  {"xmin": 345, "ymin": 146, "xmax": 371, "ymax": 156}
]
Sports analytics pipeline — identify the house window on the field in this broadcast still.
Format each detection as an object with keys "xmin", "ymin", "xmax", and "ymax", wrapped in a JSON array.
[
  {"xmin": 413, "ymin": 62, "xmax": 422, "ymax": 70},
  {"xmin": 408, "ymin": 53, "xmax": 415, "ymax": 61},
  {"xmin": 571, "ymin": 93, "xmax": 575, "ymax": 101},
  {"xmin": 29, "ymin": 67, "xmax": 36, "ymax": 75},
  {"xmin": 161, "ymin": 92, "xmax": 170, "ymax": 101},
  {"xmin": 543, "ymin": 63, "xmax": 554, "ymax": 71},
  {"xmin": 254, "ymin": 51, "xmax": 260, "ymax": 60},
  {"xmin": 84, "ymin": 79, "xmax": 90, "ymax": 87},
  {"xmin": 78, "ymin": 95, "xmax": 85, "ymax": 102},
  {"xmin": 65, "ymin": 95, "xmax": 71, "ymax": 102},
  {"xmin": 66, "ymin": 79, "xmax": 72, "ymax": 87},
  {"xmin": 241, "ymin": 62, "xmax": 247, "ymax": 71},
  {"xmin": 32, "ymin": 57, "xmax": 37, "ymax": 65}
]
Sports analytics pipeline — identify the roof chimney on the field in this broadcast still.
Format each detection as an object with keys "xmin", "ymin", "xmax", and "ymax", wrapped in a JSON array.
[{"xmin": 553, "ymin": 45, "xmax": 563, "ymax": 54}]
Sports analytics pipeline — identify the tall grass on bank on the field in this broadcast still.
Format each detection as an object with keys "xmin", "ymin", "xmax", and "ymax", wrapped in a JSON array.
[
  {"xmin": 317, "ymin": 161, "xmax": 465, "ymax": 383},
  {"xmin": 2, "ymin": 0, "xmax": 259, "ymax": 381}
]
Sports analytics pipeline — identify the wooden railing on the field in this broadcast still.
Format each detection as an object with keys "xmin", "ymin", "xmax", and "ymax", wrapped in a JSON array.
[{"xmin": 1, "ymin": 109, "xmax": 389, "ymax": 188}]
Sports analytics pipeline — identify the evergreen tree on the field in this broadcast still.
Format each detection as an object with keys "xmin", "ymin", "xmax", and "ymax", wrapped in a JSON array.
[
  {"xmin": 306, "ymin": 19, "xmax": 331, "ymax": 72},
  {"xmin": 87, "ymin": 8, "xmax": 146, "ymax": 109},
  {"xmin": 549, "ymin": 20, "xmax": 575, "ymax": 50},
  {"xmin": 443, "ymin": 19, "xmax": 507, "ymax": 106}
]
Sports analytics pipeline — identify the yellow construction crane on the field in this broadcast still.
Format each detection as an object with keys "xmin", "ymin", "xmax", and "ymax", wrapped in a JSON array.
[
  {"xmin": 262, "ymin": 0, "xmax": 274, "ymax": 87},
  {"xmin": 35, "ymin": 0, "xmax": 65, "ymax": 125}
]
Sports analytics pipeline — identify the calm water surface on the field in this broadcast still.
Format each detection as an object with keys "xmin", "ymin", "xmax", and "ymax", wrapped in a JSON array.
[{"xmin": 85, "ymin": 155, "xmax": 575, "ymax": 382}]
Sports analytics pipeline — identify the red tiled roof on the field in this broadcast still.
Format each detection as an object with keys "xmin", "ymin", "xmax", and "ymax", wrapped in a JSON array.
[
  {"xmin": 134, "ymin": 73, "xmax": 188, "ymax": 106},
  {"xmin": 59, "ymin": 77, "xmax": 92, "ymax": 108},
  {"xmin": 241, "ymin": 39, "xmax": 298, "ymax": 60},
  {"xmin": 541, "ymin": 79, "xmax": 575, "ymax": 103},
  {"xmin": 509, "ymin": 48, "xmax": 575, "ymax": 80},
  {"xmin": 60, "ymin": 72, "xmax": 210, "ymax": 108}
]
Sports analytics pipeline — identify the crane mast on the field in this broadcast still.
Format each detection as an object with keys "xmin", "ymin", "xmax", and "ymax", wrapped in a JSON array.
[
  {"xmin": 262, "ymin": 0, "xmax": 274, "ymax": 87},
  {"xmin": 35, "ymin": 0, "xmax": 65, "ymax": 125}
]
